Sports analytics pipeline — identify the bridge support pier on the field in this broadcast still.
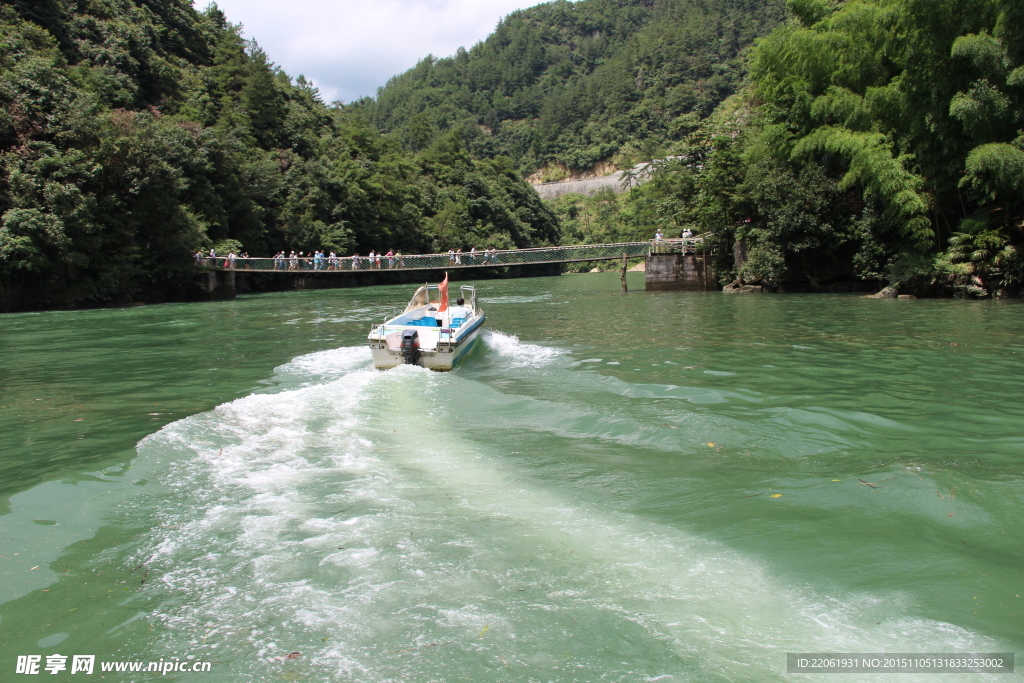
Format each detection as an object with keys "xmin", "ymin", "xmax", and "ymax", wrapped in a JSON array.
[
  {"xmin": 198, "ymin": 269, "xmax": 237, "ymax": 299},
  {"xmin": 645, "ymin": 254, "xmax": 714, "ymax": 291}
]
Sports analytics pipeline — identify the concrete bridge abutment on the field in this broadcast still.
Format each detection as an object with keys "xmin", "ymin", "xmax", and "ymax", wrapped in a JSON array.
[
  {"xmin": 645, "ymin": 253, "xmax": 714, "ymax": 291},
  {"xmin": 198, "ymin": 269, "xmax": 237, "ymax": 299}
]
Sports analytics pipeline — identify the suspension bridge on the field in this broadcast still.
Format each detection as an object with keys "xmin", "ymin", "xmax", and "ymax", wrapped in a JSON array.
[
  {"xmin": 198, "ymin": 239, "xmax": 703, "ymax": 273},
  {"xmin": 195, "ymin": 238, "xmax": 712, "ymax": 297}
]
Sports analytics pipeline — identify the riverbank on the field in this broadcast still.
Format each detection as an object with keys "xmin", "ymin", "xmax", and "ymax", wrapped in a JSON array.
[
  {"xmin": 5, "ymin": 260, "xmax": 1020, "ymax": 314},
  {"xmin": 0, "ymin": 263, "xmax": 566, "ymax": 313}
]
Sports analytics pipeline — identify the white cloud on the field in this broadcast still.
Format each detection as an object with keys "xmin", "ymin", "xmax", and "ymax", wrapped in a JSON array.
[{"xmin": 195, "ymin": 0, "xmax": 544, "ymax": 104}]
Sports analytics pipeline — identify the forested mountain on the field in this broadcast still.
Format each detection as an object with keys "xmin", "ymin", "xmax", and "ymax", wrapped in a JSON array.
[
  {"xmin": 549, "ymin": 0, "xmax": 1024, "ymax": 296},
  {"xmin": 0, "ymin": 0, "xmax": 557, "ymax": 310},
  {"xmin": 6, "ymin": 0, "xmax": 1017, "ymax": 308},
  {"xmin": 365, "ymin": 0, "xmax": 787, "ymax": 176}
]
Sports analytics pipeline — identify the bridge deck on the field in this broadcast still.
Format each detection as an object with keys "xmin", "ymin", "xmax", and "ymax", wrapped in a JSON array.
[{"xmin": 199, "ymin": 239, "xmax": 703, "ymax": 273}]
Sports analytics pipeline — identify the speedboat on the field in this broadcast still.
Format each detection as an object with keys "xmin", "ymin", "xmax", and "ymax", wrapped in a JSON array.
[{"xmin": 368, "ymin": 278, "xmax": 485, "ymax": 371}]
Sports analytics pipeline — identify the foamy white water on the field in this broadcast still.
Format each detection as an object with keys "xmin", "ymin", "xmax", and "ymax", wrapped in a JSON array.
[
  {"xmin": 480, "ymin": 329, "xmax": 563, "ymax": 368},
  {"xmin": 117, "ymin": 339, "xmax": 1016, "ymax": 682}
]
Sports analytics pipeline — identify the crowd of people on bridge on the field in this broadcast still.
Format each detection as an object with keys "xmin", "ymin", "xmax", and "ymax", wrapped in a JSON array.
[
  {"xmin": 446, "ymin": 247, "xmax": 500, "ymax": 265},
  {"xmin": 194, "ymin": 236, "xmax": 686, "ymax": 271},
  {"xmin": 195, "ymin": 246, "xmax": 504, "ymax": 271}
]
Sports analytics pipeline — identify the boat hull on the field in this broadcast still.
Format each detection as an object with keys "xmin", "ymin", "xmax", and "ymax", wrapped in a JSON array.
[{"xmin": 371, "ymin": 324, "xmax": 482, "ymax": 371}]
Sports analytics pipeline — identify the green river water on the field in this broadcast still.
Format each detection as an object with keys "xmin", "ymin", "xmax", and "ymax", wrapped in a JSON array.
[{"xmin": 0, "ymin": 272, "xmax": 1022, "ymax": 682}]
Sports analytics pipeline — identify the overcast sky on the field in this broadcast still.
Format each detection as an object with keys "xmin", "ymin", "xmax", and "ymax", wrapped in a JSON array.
[{"xmin": 195, "ymin": 0, "xmax": 545, "ymax": 104}]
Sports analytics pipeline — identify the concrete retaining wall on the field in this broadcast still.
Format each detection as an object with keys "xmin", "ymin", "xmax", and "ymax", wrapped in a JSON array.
[{"xmin": 645, "ymin": 254, "xmax": 714, "ymax": 291}]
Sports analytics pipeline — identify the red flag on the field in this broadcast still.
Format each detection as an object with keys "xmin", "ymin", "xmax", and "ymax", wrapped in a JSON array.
[{"xmin": 437, "ymin": 272, "xmax": 449, "ymax": 312}]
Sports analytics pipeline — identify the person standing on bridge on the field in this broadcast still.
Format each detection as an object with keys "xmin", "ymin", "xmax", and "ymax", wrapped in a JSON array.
[
  {"xmin": 351, "ymin": 253, "xmax": 359, "ymax": 270},
  {"xmin": 386, "ymin": 249, "xmax": 394, "ymax": 268}
]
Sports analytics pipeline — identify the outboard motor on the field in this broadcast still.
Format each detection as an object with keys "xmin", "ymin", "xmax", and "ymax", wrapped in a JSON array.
[{"xmin": 400, "ymin": 329, "xmax": 420, "ymax": 365}]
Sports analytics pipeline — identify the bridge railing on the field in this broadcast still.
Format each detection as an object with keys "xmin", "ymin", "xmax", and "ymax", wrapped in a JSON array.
[
  {"xmin": 196, "ymin": 239, "xmax": 706, "ymax": 272},
  {"xmin": 197, "ymin": 241, "xmax": 662, "ymax": 272}
]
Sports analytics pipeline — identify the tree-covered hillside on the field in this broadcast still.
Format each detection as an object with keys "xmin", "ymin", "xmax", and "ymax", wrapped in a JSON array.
[
  {"xmin": 598, "ymin": 0, "xmax": 1024, "ymax": 295},
  {"xmin": 0, "ymin": 1, "xmax": 557, "ymax": 311},
  {"xmin": 365, "ymin": 0, "xmax": 787, "ymax": 176}
]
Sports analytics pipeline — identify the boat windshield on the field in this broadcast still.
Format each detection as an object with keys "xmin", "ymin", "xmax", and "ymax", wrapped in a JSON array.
[
  {"xmin": 404, "ymin": 285, "xmax": 441, "ymax": 312},
  {"xmin": 404, "ymin": 284, "xmax": 481, "ymax": 314}
]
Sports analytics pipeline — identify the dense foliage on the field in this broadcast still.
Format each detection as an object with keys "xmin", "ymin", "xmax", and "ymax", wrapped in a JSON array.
[
  {"xmin": 597, "ymin": 0, "xmax": 1024, "ymax": 295},
  {"xmin": 7, "ymin": 0, "xmax": 1019, "ymax": 307},
  {"xmin": 365, "ymin": 0, "xmax": 787, "ymax": 176},
  {"xmin": 0, "ymin": 1, "xmax": 557, "ymax": 310}
]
